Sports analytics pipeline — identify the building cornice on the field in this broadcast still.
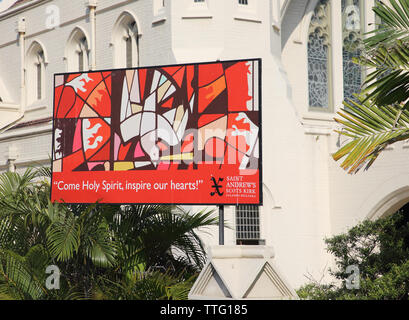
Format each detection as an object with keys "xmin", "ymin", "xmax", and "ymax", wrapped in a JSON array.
[
  {"xmin": 0, "ymin": 0, "xmax": 51, "ymax": 21},
  {"xmin": 0, "ymin": 118, "xmax": 52, "ymax": 141}
]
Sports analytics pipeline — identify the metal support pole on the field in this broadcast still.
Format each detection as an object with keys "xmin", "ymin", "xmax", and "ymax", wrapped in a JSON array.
[{"xmin": 219, "ymin": 205, "xmax": 224, "ymax": 245}]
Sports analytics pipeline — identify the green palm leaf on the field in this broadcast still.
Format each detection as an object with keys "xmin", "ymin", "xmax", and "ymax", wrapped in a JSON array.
[
  {"xmin": 333, "ymin": 98, "xmax": 409, "ymax": 174},
  {"xmin": 46, "ymin": 210, "xmax": 80, "ymax": 262},
  {"xmin": 334, "ymin": 0, "xmax": 409, "ymax": 173},
  {"xmin": 0, "ymin": 250, "xmax": 46, "ymax": 300},
  {"xmin": 365, "ymin": 0, "xmax": 409, "ymax": 48}
]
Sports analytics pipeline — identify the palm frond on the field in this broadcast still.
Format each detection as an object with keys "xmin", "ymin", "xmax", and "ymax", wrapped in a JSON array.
[
  {"xmin": 333, "ymin": 97, "xmax": 409, "ymax": 174},
  {"xmin": 365, "ymin": 0, "xmax": 409, "ymax": 49},
  {"xmin": 358, "ymin": 40, "xmax": 409, "ymax": 107},
  {"xmin": 0, "ymin": 250, "xmax": 46, "ymax": 300},
  {"xmin": 46, "ymin": 210, "xmax": 80, "ymax": 262}
]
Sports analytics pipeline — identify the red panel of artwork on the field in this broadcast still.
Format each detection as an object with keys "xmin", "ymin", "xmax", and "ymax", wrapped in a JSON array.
[{"xmin": 52, "ymin": 60, "xmax": 262, "ymax": 205}]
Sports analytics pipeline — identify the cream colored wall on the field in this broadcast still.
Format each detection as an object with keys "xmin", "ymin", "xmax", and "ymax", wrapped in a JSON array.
[
  {"xmin": 1, "ymin": 0, "xmax": 407, "ymax": 290},
  {"xmin": 281, "ymin": 0, "xmax": 409, "ymax": 280}
]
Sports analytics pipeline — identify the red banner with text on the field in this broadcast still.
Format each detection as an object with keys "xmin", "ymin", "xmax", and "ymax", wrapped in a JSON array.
[{"xmin": 51, "ymin": 59, "xmax": 262, "ymax": 204}]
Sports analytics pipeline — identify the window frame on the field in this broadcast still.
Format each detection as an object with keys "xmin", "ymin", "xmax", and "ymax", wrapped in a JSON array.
[
  {"xmin": 341, "ymin": 0, "xmax": 366, "ymax": 103},
  {"xmin": 112, "ymin": 12, "xmax": 140, "ymax": 69},
  {"xmin": 26, "ymin": 41, "xmax": 47, "ymax": 105},
  {"xmin": 307, "ymin": 0, "xmax": 334, "ymax": 113},
  {"xmin": 65, "ymin": 28, "xmax": 90, "ymax": 73}
]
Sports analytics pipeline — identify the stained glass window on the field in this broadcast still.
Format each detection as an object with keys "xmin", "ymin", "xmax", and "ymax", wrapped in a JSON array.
[
  {"xmin": 342, "ymin": 0, "xmax": 363, "ymax": 102},
  {"xmin": 308, "ymin": 0, "xmax": 331, "ymax": 110}
]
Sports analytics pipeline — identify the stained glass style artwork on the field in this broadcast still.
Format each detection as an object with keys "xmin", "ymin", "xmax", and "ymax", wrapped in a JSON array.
[{"xmin": 52, "ymin": 59, "xmax": 262, "ymax": 205}]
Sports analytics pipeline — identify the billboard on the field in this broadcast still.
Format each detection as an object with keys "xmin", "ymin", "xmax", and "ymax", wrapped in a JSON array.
[{"xmin": 51, "ymin": 59, "xmax": 262, "ymax": 205}]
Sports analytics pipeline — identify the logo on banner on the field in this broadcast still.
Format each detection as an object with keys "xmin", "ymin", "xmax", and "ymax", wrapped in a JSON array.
[{"xmin": 210, "ymin": 177, "xmax": 224, "ymax": 197}]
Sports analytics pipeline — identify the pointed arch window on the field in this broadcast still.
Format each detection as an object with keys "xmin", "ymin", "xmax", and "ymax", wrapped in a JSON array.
[
  {"xmin": 77, "ymin": 37, "xmax": 88, "ymax": 72},
  {"xmin": 342, "ymin": 0, "xmax": 365, "ymax": 102},
  {"xmin": 125, "ymin": 22, "xmax": 137, "ymax": 68},
  {"xmin": 112, "ymin": 13, "xmax": 139, "ymax": 68},
  {"xmin": 307, "ymin": 0, "xmax": 332, "ymax": 111},
  {"xmin": 26, "ymin": 42, "xmax": 47, "ymax": 104},
  {"xmin": 65, "ymin": 28, "xmax": 89, "ymax": 72}
]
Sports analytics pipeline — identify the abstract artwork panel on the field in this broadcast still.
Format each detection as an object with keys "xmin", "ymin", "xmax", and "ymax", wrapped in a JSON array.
[{"xmin": 52, "ymin": 59, "xmax": 262, "ymax": 205}]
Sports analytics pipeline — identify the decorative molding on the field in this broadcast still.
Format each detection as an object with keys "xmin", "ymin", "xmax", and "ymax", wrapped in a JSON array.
[
  {"xmin": 234, "ymin": 15, "xmax": 262, "ymax": 23},
  {"xmin": 304, "ymin": 126, "xmax": 333, "ymax": 136},
  {"xmin": 308, "ymin": 0, "xmax": 330, "ymax": 46},
  {"xmin": 25, "ymin": 104, "xmax": 47, "ymax": 112},
  {"xmin": 0, "ymin": 121, "xmax": 52, "ymax": 141},
  {"xmin": 0, "ymin": 103, "xmax": 19, "ymax": 111},
  {"xmin": 152, "ymin": 16, "xmax": 166, "ymax": 25},
  {"xmin": 342, "ymin": 0, "xmax": 362, "ymax": 50},
  {"xmin": 189, "ymin": 246, "xmax": 298, "ymax": 300},
  {"xmin": 182, "ymin": 1, "xmax": 213, "ymax": 20}
]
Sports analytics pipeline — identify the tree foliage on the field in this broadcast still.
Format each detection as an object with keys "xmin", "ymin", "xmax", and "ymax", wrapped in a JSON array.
[
  {"xmin": 333, "ymin": 0, "xmax": 409, "ymax": 173},
  {"xmin": 0, "ymin": 168, "xmax": 217, "ymax": 300},
  {"xmin": 298, "ymin": 204, "xmax": 409, "ymax": 300}
]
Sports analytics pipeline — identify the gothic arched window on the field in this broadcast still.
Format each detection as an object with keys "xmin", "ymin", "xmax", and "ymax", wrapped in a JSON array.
[
  {"xmin": 112, "ymin": 12, "xmax": 139, "ymax": 69},
  {"xmin": 26, "ymin": 41, "xmax": 47, "ymax": 104},
  {"xmin": 65, "ymin": 28, "xmax": 89, "ymax": 72},
  {"xmin": 308, "ymin": 0, "xmax": 332, "ymax": 111},
  {"xmin": 342, "ymin": 0, "xmax": 364, "ymax": 102}
]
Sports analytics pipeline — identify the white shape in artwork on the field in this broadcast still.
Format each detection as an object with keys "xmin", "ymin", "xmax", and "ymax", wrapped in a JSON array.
[
  {"xmin": 151, "ymin": 71, "xmax": 162, "ymax": 94},
  {"xmin": 176, "ymin": 110, "xmax": 189, "ymax": 142},
  {"xmin": 82, "ymin": 119, "xmax": 103, "ymax": 152},
  {"xmin": 253, "ymin": 138, "xmax": 259, "ymax": 158},
  {"xmin": 120, "ymin": 78, "xmax": 130, "ymax": 122},
  {"xmin": 130, "ymin": 72, "xmax": 140, "ymax": 103},
  {"xmin": 66, "ymin": 74, "xmax": 93, "ymax": 93},
  {"xmin": 144, "ymin": 91, "xmax": 156, "ymax": 112},
  {"xmin": 55, "ymin": 75, "xmax": 64, "ymax": 87},
  {"xmin": 162, "ymin": 84, "xmax": 176, "ymax": 101},
  {"xmin": 163, "ymin": 108, "xmax": 177, "ymax": 124},
  {"xmin": 189, "ymin": 93, "xmax": 195, "ymax": 113},
  {"xmin": 253, "ymin": 61, "xmax": 259, "ymax": 111},
  {"xmin": 239, "ymin": 155, "xmax": 250, "ymax": 170},
  {"xmin": 140, "ymin": 112, "xmax": 156, "ymax": 136},
  {"xmin": 126, "ymin": 100, "xmax": 132, "ymax": 119},
  {"xmin": 134, "ymin": 161, "xmax": 152, "ymax": 169},
  {"xmin": 246, "ymin": 61, "xmax": 253, "ymax": 111},
  {"xmin": 232, "ymin": 112, "xmax": 259, "ymax": 156},
  {"xmin": 54, "ymin": 128, "xmax": 62, "ymax": 160},
  {"xmin": 141, "ymin": 131, "xmax": 159, "ymax": 166},
  {"xmin": 120, "ymin": 113, "xmax": 142, "ymax": 143},
  {"xmin": 157, "ymin": 115, "xmax": 179, "ymax": 146}
]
